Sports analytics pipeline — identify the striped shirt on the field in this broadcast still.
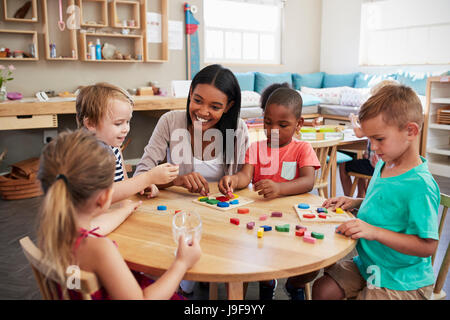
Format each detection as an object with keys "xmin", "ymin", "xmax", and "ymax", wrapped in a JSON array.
[{"xmin": 111, "ymin": 146, "xmax": 125, "ymax": 182}]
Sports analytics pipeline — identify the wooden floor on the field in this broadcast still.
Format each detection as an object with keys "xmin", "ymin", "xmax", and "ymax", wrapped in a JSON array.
[{"xmin": 0, "ymin": 171, "xmax": 448, "ymax": 300}]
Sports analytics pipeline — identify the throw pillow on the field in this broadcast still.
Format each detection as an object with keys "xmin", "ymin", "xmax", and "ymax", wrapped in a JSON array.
[
  {"xmin": 340, "ymin": 87, "xmax": 371, "ymax": 107},
  {"xmin": 295, "ymin": 90, "xmax": 322, "ymax": 106},
  {"xmin": 292, "ymin": 72, "xmax": 324, "ymax": 90},
  {"xmin": 301, "ymin": 86, "xmax": 348, "ymax": 105},
  {"xmin": 323, "ymin": 72, "xmax": 360, "ymax": 88},
  {"xmin": 241, "ymin": 90, "xmax": 261, "ymax": 108},
  {"xmin": 234, "ymin": 72, "xmax": 255, "ymax": 92},
  {"xmin": 354, "ymin": 73, "xmax": 397, "ymax": 88},
  {"xmin": 254, "ymin": 72, "xmax": 292, "ymax": 94}
]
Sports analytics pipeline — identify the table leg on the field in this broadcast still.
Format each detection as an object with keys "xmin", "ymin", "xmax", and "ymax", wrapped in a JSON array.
[
  {"xmin": 331, "ymin": 159, "xmax": 336, "ymax": 198},
  {"xmin": 209, "ymin": 282, "xmax": 219, "ymax": 300},
  {"xmin": 226, "ymin": 281, "xmax": 244, "ymax": 300}
]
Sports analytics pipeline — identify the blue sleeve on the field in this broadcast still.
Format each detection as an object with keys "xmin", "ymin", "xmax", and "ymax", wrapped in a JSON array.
[{"xmin": 406, "ymin": 182, "xmax": 440, "ymax": 240}]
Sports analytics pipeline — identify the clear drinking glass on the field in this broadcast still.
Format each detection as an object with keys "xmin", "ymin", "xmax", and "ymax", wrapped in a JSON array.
[{"xmin": 172, "ymin": 211, "xmax": 202, "ymax": 252}]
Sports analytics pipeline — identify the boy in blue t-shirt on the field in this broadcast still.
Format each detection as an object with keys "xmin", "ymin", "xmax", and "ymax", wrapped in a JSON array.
[{"xmin": 315, "ymin": 84, "xmax": 440, "ymax": 300}]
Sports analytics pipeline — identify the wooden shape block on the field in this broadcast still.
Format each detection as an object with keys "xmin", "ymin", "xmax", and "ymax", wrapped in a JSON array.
[
  {"xmin": 318, "ymin": 213, "xmax": 327, "ymax": 219},
  {"xmin": 230, "ymin": 218, "xmax": 239, "ymax": 225},
  {"xmin": 229, "ymin": 199, "xmax": 239, "ymax": 205},
  {"xmin": 295, "ymin": 225, "xmax": 306, "ymax": 230},
  {"xmin": 206, "ymin": 199, "xmax": 219, "ymax": 205},
  {"xmin": 259, "ymin": 214, "xmax": 268, "ymax": 221},
  {"xmin": 198, "ymin": 197, "xmax": 208, "ymax": 202},
  {"xmin": 217, "ymin": 202, "xmax": 230, "ymax": 208},
  {"xmin": 271, "ymin": 211, "xmax": 283, "ymax": 217},
  {"xmin": 257, "ymin": 228, "xmax": 264, "ymax": 238},
  {"xmin": 157, "ymin": 205, "xmax": 167, "ymax": 211},
  {"xmin": 335, "ymin": 208, "xmax": 344, "ymax": 214},
  {"xmin": 294, "ymin": 205, "xmax": 354, "ymax": 223},
  {"xmin": 216, "ymin": 196, "xmax": 230, "ymax": 202},
  {"xmin": 275, "ymin": 224, "xmax": 290, "ymax": 232},
  {"xmin": 246, "ymin": 222, "xmax": 255, "ymax": 230},
  {"xmin": 303, "ymin": 214, "xmax": 316, "ymax": 219},
  {"xmin": 303, "ymin": 236, "xmax": 316, "ymax": 244},
  {"xmin": 295, "ymin": 229, "xmax": 305, "ymax": 237},
  {"xmin": 298, "ymin": 203, "xmax": 310, "ymax": 209},
  {"xmin": 261, "ymin": 225, "xmax": 272, "ymax": 231},
  {"xmin": 238, "ymin": 208, "xmax": 250, "ymax": 214},
  {"xmin": 311, "ymin": 232, "xmax": 324, "ymax": 239}
]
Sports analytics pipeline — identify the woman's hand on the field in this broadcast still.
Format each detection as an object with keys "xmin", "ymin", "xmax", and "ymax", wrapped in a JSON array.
[
  {"xmin": 336, "ymin": 219, "xmax": 379, "ymax": 241},
  {"xmin": 253, "ymin": 179, "xmax": 282, "ymax": 199},
  {"xmin": 172, "ymin": 172, "xmax": 210, "ymax": 196}
]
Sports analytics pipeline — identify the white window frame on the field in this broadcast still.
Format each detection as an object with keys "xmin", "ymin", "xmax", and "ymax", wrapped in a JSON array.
[{"xmin": 203, "ymin": 0, "xmax": 284, "ymax": 65}]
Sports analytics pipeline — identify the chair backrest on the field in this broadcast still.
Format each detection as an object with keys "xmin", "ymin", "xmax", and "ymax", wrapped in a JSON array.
[
  {"xmin": 309, "ymin": 139, "xmax": 339, "ymax": 199},
  {"xmin": 19, "ymin": 236, "xmax": 101, "ymax": 300},
  {"xmin": 431, "ymin": 193, "xmax": 449, "ymax": 299}
]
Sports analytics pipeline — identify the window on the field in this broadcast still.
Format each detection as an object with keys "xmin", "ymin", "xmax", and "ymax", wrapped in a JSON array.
[
  {"xmin": 359, "ymin": 0, "xmax": 450, "ymax": 66},
  {"xmin": 203, "ymin": 0, "xmax": 284, "ymax": 65}
]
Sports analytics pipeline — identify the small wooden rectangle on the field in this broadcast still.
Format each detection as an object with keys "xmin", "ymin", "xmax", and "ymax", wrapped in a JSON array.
[
  {"xmin": 0, "ymin": 114, "xmax": 57, "ymax": 130},
  {"xmin": 437, "ymin": 106, "xmax": 450, "ymax": 125}
]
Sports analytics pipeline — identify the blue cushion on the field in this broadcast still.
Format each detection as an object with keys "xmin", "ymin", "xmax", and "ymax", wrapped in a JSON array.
[
  {"xmin": 327, "ymin": 151, "xmax": 353, "ymax": 164},
  {"xmin": 234, "ymin": 72, "xmax": 255, "ymax": 92},
  {"xmin": 354, "ymin": 73, "xmax": 397, "ymax": 88},
  {"xmin": 254, "ymin": 72, "xmax": 292, "ymax": 94},
  {"xmin": 292, "ymin": 72, "xmax": 324, "ymax": 90},
  {"xmin": 395, "ymin": 72, "xmax": 428, "ymax": 96},
  {"xmin": 323, "ymin": 72, "xmax": 360, "ymax": 88},
  {"xmin": 298, "ymin": 92, "xmax": 322, "ymax": 106}
]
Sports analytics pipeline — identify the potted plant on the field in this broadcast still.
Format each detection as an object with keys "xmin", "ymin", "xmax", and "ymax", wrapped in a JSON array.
[{"xmin": 0, "ymin": 65, "xmax": 15, "ymax": 101}]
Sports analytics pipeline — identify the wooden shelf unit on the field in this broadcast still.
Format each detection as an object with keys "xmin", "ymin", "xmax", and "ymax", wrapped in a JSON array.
[
  {"xmin": 110, "ymin": 0, "xmax": 140, "ymax": 29},
  {"xmin": 79, "ymin": 32, "xmax": 143, "ymax": 62},
  {"xmin": 0, "ymin": 29, "xmax": 38, "ymax": 60},
  {"xmin": 421, "ymin": 76, "xmax": 450, "ymax": 178},
  {"xmin": 2, "ymin": 0, "xmax": 38, "ymax": 23},
  {"xmin": 142, "ymin": 0, "xmax": 168, "ymax": 63},
  {"xmin": 77, "ymin": 0, "xmax": 108, "ymax": 28},
  {"xmin": 42, "ymin": 0, "xmax": 78, "ymax": 61}
]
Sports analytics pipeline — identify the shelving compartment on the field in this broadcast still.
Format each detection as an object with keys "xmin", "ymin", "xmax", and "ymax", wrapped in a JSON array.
[
  {"xmin": 42, "ymin": 0, "xmax": 78, "ymax": 60},
  {"xmin": 142, "ymin": 0, "xmax": 167, "ymax": 62},
  {"xmin": 79, "ymin": 32, "xmax": 143, "ymax": 62},
  {"xmin": 2, "ymin": 0, "xmax": 38, "ymax": 23},
  {"xmin": 0, "ymin": 29, "xmax": 38, "ymax": 60},
  {"xmin": 110, "ymin": 0, "xmax": 140, "ymax": 29},
  {"xmin": 77, "ymin": 0, "xmax": 108, "ymax": 28}
]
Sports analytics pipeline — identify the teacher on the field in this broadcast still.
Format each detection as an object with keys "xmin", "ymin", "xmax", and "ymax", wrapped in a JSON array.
[{"xmin": 134, "ymin": 64, "xmax": 249, "ymax": 196}]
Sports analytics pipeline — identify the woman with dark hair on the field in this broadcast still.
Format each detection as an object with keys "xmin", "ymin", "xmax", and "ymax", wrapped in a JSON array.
[{"xmin": 134, "ymin": 64, "xmax": 249, "ymax": 196}]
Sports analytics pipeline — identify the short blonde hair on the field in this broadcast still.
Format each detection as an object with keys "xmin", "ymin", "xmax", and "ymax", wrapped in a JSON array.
[
  {"xmin": 359, "ymin": 84, "xmax": 423, "ymax": 130},
  {"xmin": 76, "ymin": 82, "xmax": 134, "ymax": 128}
]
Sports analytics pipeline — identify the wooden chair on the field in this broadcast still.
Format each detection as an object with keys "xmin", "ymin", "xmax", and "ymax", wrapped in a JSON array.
[
  {"xmin": 309, "ymin": 139, "xmax": 339, "ymax": 199},
  {"xmin": 347, "ymin": 172, "xmax": 372, "ymax": 197},
  {"xmin": 430, "ymin": 193, "xmax": 449, "ymax": 300},
  {"xmin": 19, "ymin": 236, "xmax": 101, "ymax": 300}
]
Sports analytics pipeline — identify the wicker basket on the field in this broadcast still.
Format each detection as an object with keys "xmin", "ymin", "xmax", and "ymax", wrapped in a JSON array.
[{"xmin": 436, "ymin": 106, "xmax": 450, "ymax": 125}]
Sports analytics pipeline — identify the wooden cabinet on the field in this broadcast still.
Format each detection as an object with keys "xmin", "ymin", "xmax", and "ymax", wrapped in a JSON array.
[
  {"xmin": 422, "ymin": 76, "xmax": 450, "ymax": 178},
  {"xmin": 2, "ymin": 0, "xmax": 38, "ymax": 23}
]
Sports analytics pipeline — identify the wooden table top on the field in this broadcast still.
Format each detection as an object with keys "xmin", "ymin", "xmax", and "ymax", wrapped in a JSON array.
[{"xmin": 108, "ymin": 185, "xmax": 356, "ymax": 283}]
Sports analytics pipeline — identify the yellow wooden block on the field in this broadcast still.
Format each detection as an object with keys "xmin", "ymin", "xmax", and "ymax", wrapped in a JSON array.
[
  {"xmin": 335, "ymin": 208, "xmax": 344, "ymax": 214},
  {"xmin": 257, "ymin": 228, "xmax": 264, "ymax": 238}
]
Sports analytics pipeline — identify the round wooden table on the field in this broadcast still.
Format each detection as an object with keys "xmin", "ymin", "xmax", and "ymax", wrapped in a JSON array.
[{"xmin": 108, "ymin": 185, "xmax": 356, "ymax": 299}]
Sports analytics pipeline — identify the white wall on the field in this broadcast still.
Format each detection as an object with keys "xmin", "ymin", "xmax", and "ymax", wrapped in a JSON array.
[{"xmin": 320, "ymin": 0, "xmax": 450, "ymax": 74}]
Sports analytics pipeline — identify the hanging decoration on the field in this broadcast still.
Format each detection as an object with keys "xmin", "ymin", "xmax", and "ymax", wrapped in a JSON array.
[{"xmin": 184, "ymin": 3, "xmax": 200, "ymax": 80}]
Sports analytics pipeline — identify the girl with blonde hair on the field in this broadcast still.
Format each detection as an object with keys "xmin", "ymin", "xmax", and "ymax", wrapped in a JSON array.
[{"xmin": 37, "ymin": 129, "xmax": 201, "ymax": 299}]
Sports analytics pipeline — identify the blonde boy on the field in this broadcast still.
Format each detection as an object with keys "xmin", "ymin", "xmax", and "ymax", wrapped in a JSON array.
[
  {"xmin": 76, "ymin": 83, "xmax": 179, "ymax": 234},
  {"xmin": 315, "ymin": 84, "xmax": 440, "ymax": 300}
]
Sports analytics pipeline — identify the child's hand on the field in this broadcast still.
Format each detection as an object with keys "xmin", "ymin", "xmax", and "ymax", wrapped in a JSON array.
[
  {"xmin": 322, "ymin": 196, "xmax": 357, "ymax": 211},
  {"xmin": 139, "ymin": 184, "xmax": 159, "ymax": 198},
  {"xmin": 172, "ymin": 172, "xmax": 209, "ymax": 196},
  {"xmin": 119, "ymin": 199, "xmax": 142, "ymax": 214},
  {"xmin": 253, "ymin": 179, "xmax": 281, "ymax": 199},
  {"xmin": 336, "ymin": 219, "xmax": 378, "ymax": 241},
  {"xmin": 218, "ymin": 175, "xmax": 235, "ymax": 195},
  {"xmin": 176, "ymin": 234, "xmax": 202, "ymax": 270},
  {"xmin": 148, "ymin": 163, "xmax": 179, "ymax": 185}
]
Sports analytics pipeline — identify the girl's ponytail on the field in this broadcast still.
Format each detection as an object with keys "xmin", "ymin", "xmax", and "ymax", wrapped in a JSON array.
[{"xmin": 37, "ymin": 130, "xmax": 115, "ymax": 283}]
